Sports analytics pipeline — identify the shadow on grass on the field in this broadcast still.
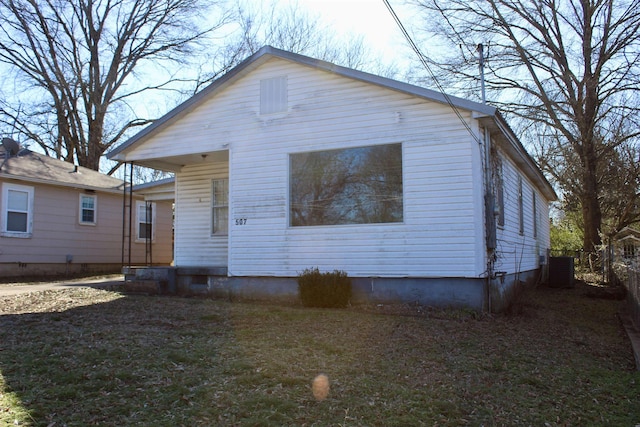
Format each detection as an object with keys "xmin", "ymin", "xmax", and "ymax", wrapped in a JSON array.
[
  {"xmin": 0, "ymin": 292, "xmax": 246, "ymax": 425},
  {"xmin": 1, "ymin": 291, "xmax": 402, "ymax": 426},
  {"xmin": 1, "ymin": 285, "xmax": 639, "ymax": 426}
]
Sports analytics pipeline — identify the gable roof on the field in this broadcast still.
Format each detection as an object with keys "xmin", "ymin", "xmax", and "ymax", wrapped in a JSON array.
[
  {"xmin": 108, "ymin": 46, "xmax": 497, "ymax": 159},
  {"xmin": 107, "ymin": 45, "xmax": 556, "ymax": 201},
  {"xmin": 615, "ymin": 226, "xmax": 640, "ymax": 242},
  {"xmin": 0, "ymin": 148, "xmax": 126, "ymax": 194}
]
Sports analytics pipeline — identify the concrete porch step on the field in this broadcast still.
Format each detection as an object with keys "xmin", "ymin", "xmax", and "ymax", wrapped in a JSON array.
[{"xmin": 124, "ymin": 279, "xmax": 161, "ymax": 295}]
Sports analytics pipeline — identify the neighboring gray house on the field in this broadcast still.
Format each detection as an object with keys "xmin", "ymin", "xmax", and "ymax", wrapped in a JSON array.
[
  {"xmin": 0, "ymin": 140, "xmax": 173, "ymax": 278},
  {"xmin": 615, "ymin": 227, "xmax": 640, "ymax": 264},
  {"xmin": 108, "ymin": 46, "xmax": 557, "ymax": 311}
]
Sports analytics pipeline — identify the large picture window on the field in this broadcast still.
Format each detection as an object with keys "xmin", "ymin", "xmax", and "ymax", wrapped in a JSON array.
[{"xmin": 290, "ymin": 143, "xmax": 403, "ymax": 226}]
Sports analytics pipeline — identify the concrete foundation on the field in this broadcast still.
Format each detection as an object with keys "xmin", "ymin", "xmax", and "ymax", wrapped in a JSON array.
[
  {"xmin": 0, "ymin": 262, "xmax": 122, "ymax": 280},
  {"xmin": 123, "ymin": 266, "xmax": 542, "ymax": 312}
]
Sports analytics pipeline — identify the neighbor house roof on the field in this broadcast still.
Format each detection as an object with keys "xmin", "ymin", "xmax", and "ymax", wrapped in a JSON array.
[
  {"xmin": 107, "ymin": 45, "xmax": 557, "ymax": 201},
  {"xmin": 0, "ymin": 148, "xmax": 126, "ymax": 194},
  {"xmin": 615, "ymin": 226, "xmax": 640, "ymax": 242}
]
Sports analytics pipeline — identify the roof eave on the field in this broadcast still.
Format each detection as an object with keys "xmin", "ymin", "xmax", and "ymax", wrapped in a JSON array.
[
  {"xmin": 0, "ymin": 172, "xmax": 127, "ymax": 194},
  {"xmin": 478, "ymin": 114, "xmax": 558, "ymax": 202}
]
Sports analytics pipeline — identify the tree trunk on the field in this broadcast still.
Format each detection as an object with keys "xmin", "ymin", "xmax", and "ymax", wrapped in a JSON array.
[{"xmin": 581, "ymin": 144, "xmax": 602, "ymax": 252}]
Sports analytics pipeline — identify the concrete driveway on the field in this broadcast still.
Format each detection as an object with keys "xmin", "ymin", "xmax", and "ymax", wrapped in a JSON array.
[{"xmin": 0, "ymin": 275, "xmax": 124, "ymax": 297}]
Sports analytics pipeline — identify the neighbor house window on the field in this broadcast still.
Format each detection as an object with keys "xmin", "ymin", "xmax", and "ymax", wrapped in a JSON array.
[
  {"xmin": 79, "ymin": 194, "xmax": 97, "ymax": 224},
  {"xmin": 1, "ymin": 183, "xmax": 34, "ymax": 237},
  {"xmin": 290, "ymin": 143, "xmax": 403, "ymax": 226},
  {"xmin": 212, "ymin": 179, "xmax": 229, "ymax": 234},
  {"xmin": 260, "ymin": 76, "xmax": 287, "ymax": 115},
  {"xmin": 136, "ymin": 201, "xmax": 155, "ymax": 241},
  {"xmin": 623, "ymin": 243, "xmax": 637, "ymax": 259}
]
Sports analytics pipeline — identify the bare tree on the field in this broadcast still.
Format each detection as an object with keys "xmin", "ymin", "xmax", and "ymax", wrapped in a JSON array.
[
  {"xmin": 411, "ymin": 0, "xmax": 640, "ymax": 252},
  {"xmin": 0, "ymin": 0, "xmax": 229, "ymax": 170}
]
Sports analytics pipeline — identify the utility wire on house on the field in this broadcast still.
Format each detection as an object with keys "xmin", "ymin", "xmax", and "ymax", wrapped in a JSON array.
[{"xmin": 382, "ymin": 0, "xmax": 482, "ymax": 146}]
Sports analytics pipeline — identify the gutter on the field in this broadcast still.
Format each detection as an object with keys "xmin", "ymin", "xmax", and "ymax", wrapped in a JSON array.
[{"xmin": 0, "ymin": 172, "xmax": 127, "ymax": 195}]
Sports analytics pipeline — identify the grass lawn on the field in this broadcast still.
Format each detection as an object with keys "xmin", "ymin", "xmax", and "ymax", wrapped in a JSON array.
[{"xmin": 0, "ymin": 280, "xmax": 638, "ymax": 426}]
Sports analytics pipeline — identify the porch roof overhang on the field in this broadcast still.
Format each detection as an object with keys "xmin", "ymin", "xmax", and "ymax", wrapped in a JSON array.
[
  {"xmin": 133, "ymin": 177, "xmax": 176, "ymax": 201},
  {"xmin": 120, "ymin": 150, "xmax": 229, "ymax": 173}
]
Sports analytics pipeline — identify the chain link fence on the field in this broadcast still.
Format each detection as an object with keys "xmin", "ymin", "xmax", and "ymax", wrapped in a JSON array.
[
  {"xmin": 623, "ymin": 264, "xmax": 640, "ymax": 330},
  {"xmin": 551, "ymin": 245, "xmax": 639, "ymax": 328}
]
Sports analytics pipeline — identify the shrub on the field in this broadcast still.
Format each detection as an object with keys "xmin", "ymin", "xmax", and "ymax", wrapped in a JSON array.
[{"xmin": 297, "ymin": 267, "xmax": 352, "ymax": 308}]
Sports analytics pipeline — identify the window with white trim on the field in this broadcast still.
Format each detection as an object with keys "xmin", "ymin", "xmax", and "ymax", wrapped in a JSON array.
[
  {"xmin": 136, "ymin": 201, "xmax": 156, "ymax": 241},
  {"xmin": 212, "ymin": 179, "xmax": 229, "ymax": 235},
  {"xmin": 79, "ymin": 194, "xmax": 97, "ymax": 225},
  {"xmin": 290, "ymin": 143, "xmax": 404, "ymax": 226},
  {"xmin": 2, "ymin": 183, "xmax": 34, "ymax": 237}
]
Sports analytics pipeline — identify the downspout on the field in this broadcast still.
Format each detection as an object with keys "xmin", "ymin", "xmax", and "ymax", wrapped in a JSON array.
[
  {"xmin": 483, "ymin": 126, "xmax": 496, "ymax": 313},
  {"xmin": 120, "ymin": 161, "xmax": 135, "ymax": 267},
  {"xmin": 146, "ymin": 200, "xmax": 153, "ymax": 266},
  {"xmin": 121, "ymin": 162, "xmax": 127, "ymax": 267},
  {"xmin": 128, "ymin": 162, "xmax": 134, "ymax": 267}
]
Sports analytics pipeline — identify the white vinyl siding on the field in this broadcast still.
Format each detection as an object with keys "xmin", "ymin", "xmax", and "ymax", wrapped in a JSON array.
[
  {"xmin": 165, "ymin": 60, "xmax": 486, "ymax": 277},
  {"xmin": 494, "ymin": 156, "xmax": 549, "ymax": 275},
  {"xmin": 174, "ymin": 163, "xmax": 229, "ymax": 267},
  {"xmin": 1, "ymin": 183, "xmax": 34, "ymax": 237},
  {"xmin": 223, "ymin": 61, "xmax": 485, "ymax": 278},
  {"xmin": 158, "ymin": 57, "xmax": 550, "ymax": 278},
  {"xmin": 79, "ymin": 194, "xmax": 97, "ymax": 225}
]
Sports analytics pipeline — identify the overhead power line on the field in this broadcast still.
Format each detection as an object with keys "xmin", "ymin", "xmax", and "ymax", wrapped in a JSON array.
[{"xmin": 382, "ymin": 0, "xmax": 481, "ymax": 145}]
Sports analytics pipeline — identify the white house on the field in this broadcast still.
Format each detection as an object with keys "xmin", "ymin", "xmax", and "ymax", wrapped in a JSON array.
[{"xmin": 108, "ymin": 46, "xmax": 556, "ymax": 311}]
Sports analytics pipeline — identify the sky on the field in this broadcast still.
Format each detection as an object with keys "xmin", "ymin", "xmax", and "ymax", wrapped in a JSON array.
[
  {"xmin": 282, "ymin": 0, "xmax": 417, "ymax": 68},
  {"xmin": 296, "ymin": 0, "xmax": 403, "ymax": 46},
  {"xmin": 2, "ymin": 0, "xmax": 424, "ymax": 173}
]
